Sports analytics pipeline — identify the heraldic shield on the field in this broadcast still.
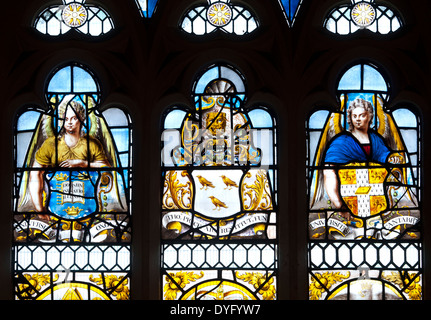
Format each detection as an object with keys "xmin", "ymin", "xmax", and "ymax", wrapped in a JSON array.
[
  {"xmin": 46, "ymin": 170, "xmax": 114, "ymax": 220},
  {"xmin": 338, "ymin": 163, "xmax": 388, "ymax": 217}
]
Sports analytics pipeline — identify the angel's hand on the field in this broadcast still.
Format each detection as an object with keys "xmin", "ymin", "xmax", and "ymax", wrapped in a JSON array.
[
  {"xmin": 59, "ymin": 159, "xmax": 88, "ymax": 168},
  {"xmin": 388, "ymin": 153, "xmax": 404, "ymax": 164}
]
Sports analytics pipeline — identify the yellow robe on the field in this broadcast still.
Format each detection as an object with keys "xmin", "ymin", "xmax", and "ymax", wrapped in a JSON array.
[{"xmin": 35, "ymin": 135, "xmax": 107, "ymax": 166}]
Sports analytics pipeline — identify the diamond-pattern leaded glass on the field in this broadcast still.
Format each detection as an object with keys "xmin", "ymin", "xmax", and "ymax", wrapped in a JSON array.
[
  {"xmin": 306, "ymin": 62, "xmax": 422, "ymax": 300},
  {"xmin": 161, "ymin": 64, "xmax": 278, "ymax": 300},
  {"xmin": 13, "ymin": 63, "xmax": 132, "ymax": 300}
]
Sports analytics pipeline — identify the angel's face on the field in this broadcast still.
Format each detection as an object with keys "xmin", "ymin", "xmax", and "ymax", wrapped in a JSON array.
[
  {"xmin": 351, "ymin": 107, "xmax": 371, "ymax": 132},
  {"xmin": 64, "ymin": 107, "xmax": 81, "ymax": 134}
]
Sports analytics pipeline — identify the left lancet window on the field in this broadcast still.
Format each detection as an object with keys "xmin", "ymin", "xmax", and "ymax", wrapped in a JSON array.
[
  {"xmin": 13, "ymin": 63, "xmax": 132, "ymax": 300},
  {"xmin": 161, "ymin": 64, "xmax": 278, "ymax": 300},
  {"xmin": 34, "ymin": 0, "xmax": 114, "ymax": 36}
]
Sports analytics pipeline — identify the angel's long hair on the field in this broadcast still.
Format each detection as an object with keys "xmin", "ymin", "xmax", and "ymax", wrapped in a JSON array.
[
  {"xmin": 58, "ymin": 100, "xmax": 86, "ymax": 138},
  {"xmin": 346, "ymin": 98, "xmax": 374, "ymax": 132}
]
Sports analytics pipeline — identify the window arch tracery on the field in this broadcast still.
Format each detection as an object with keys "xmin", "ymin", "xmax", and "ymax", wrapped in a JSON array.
[
  {"xmin": 160, "ymin": 63, "xmax": 278, "ymax": 300},
  {"xmin": 324, "ymin": 0, "xmax": 403, "ymax": 35},
  {"xmin": 278, "ymin": 0, "xmax": 304, "ymax": 26},
  {"xmin": 34, "ymin": 0, "xmax": 114, "ymax": 36},
  {"xmin": 306, "ymin": 62, "xmax": 422, "ymax": 300}
]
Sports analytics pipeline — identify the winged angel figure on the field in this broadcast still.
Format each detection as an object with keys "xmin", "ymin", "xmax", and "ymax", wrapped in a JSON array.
[
  {"xmin": 309, "ymin": 95, "xmax": 418, "ymax": 239},
  {"xmin": 17, "ymin": 94, "xmax": 127, "ymax": 217}
]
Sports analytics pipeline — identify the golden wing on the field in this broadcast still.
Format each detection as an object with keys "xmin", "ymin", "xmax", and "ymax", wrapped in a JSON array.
[{"xmin": 310, "ymin": 95, "xmax": 346, "ymax": 208}]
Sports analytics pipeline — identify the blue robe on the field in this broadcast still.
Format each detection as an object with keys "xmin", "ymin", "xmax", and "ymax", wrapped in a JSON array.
[{"xmin": 324, "ymin": 132, "xmax": 391, "ymax": 164}]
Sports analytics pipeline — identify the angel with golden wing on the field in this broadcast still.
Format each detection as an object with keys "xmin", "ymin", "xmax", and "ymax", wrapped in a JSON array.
[
  {"xmin": 17, "ymin": 95, "xmax": 127, "ymax": 220},
  {"xmin": 309, "ymin": 95, "xmax": 418, "ymax": 239}
]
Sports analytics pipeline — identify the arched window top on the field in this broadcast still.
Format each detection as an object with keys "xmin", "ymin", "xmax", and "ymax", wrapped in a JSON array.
[
  {"xmin": 135, "ymin": 0, "xmax": 159, "ymax": 18},
  {"xmin": 193, "ymin": 64, "xmax": 246, "ymax": 95},
  {"xmin": 278, "ymin": 0, "xmax": 304, "ymax": 26},
  {"xmin": 47, "ymin": 64, "xmax": 99, "ymax": 94},
  {"xmin": 338, "ymin": 63, "xmax": 389, "ymax": 94},
  {"xmin": 180, "ymin": 0, "xmax": 259, "ymax": 36},
  {"xmin": 34, "ymin": 0, "xmax": 114, "ymax": 36},
  {"xmin": 324, "ymin": 0, "xmax": 403, "ymax": 35}
]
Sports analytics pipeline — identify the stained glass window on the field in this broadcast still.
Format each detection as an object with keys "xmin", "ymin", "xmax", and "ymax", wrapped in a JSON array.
[
  {"xmin": 34, "ymin": 0, "xmax": 114, "ymax": 36},
  {"xmin": 306, "ymin": 62, "xmax": 422, "ymax": 300},
  {"xmin": 180, "ymin": 0, "xmax": 258, "ymax": 36},
  {"xmin": 13, "ymin": 63, "xmax": 132, "ymax": 300},
  {"xmin": 324, "ymin": 0, "xmax": 403, "ymax": 35},
  {"xmin": 135, "ymin": 0, "xmax": 159, "ymax": 18},
  {"xmin": 278, "ymin": 0, "xmax": 304, "ymax": 26},
  {"xmin": 161, "ymin": 64, "xmax": 278, "ymax": 300}
]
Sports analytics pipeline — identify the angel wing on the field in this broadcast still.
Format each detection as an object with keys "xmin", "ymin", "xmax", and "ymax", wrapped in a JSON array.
[
  {"xmin": 309, "ymin": 95, "xmax": 346, "ymax": 208},
  {"xmin": 17, "ymin": 99, "xmax": 57, "ymax": 211},
  {"xmin": 87, "ymin": 96, "xmax": 127, "ymax": 210},
  {"xmin": 375, "ymin": 96, "xmax": 417, "ymax": 205}
]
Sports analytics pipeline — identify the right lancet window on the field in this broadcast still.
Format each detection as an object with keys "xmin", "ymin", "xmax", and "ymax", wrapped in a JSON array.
[
  {"xmin": 324, "ymin": 0, "xmax": 403, "ymax": 35},
  {"xmin": 307, "ymin": 62, "xmax": 422, "ymax": 300}
]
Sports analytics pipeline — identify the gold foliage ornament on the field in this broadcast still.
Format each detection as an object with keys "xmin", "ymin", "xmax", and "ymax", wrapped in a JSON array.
[
  {"xmin": 235, "ymin": 272, "xmax": 276, "ymax": 300},
  {"xmin": 164, "ymin": 271, "xmax": 204, "ymax": 300},
  {"xmin": 242, "ymin": 170, "xmax": 273, "ymax": 211},
  {"xmin": 309, "ymin": 271, "xmax": 350, "ymax": 300},
  {"xmin": 18, "ymin": 273, "xmax": 59, "ymax": 299},
  {"xmin": 382, "ymin": 271, "xmax": 422, "ymax": 300},
  {"xmin": 89, "ymin": 274, "xmax": 130, "ymax": 300}
]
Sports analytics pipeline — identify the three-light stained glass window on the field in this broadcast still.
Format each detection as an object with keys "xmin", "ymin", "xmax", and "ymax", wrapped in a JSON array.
[
  {"xmin": 161, "ymin": 64, "xmax": 278, "ymax": 300},
  {"xmin": 306, "ymin": 62, "xmax": 422, "ymax": 300},
  {"xmin": 13, "ymin": 63, "xmax": 132, "ymax": 300}
]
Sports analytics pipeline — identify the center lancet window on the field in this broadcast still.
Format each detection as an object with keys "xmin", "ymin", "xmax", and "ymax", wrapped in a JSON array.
[
  {"xmin": 307, "ymin": 62, "xmax": 422, "ymax": 300},
  {"xmin": 161, "ymin": 64, "xmax": 278, "ymax": 300}
]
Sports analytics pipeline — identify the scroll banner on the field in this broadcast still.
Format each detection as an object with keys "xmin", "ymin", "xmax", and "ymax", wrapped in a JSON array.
[
  {"xmin": 162, "ymin": 212, "xmax": 268, "ymax": 236},
  {"xmin": 309, "ymin": 216, "xmax": 419, "ymax": 239},
  {"xmin": 15, "ymin": 220, "xmax": 124, "ymax": 243}
]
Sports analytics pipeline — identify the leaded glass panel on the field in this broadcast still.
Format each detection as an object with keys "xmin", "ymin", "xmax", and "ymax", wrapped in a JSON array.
[
  {"xmin": 13, "ymin": 63, "xmax": 132, "ymax": 300},
  {"xmin": 324, "ymin": 0, "xmax": 402, "ymax": 35},
  {"xmin": 306, "ymin": 63, "xmax": 422, "ymax": 300},
  {"xmin": 161, "ymin": 64, "xmax": 278, "ymax": 300},
  {"xmin": 278, "ymin": 0, "xmax": 304, "ymax": 26},
  {"xmin": 34, "ymin": 0, "xmax": 114, "ymax": 36}
]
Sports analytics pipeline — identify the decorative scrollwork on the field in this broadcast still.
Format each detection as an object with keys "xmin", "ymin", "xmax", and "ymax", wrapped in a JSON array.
[
  {"xmin": 242, "ymin": 170, "xmax": 273, "ymax": 211},
  {"xmin": 163, "ymin": 171, "xmax": 193, "ymax": 210}
]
